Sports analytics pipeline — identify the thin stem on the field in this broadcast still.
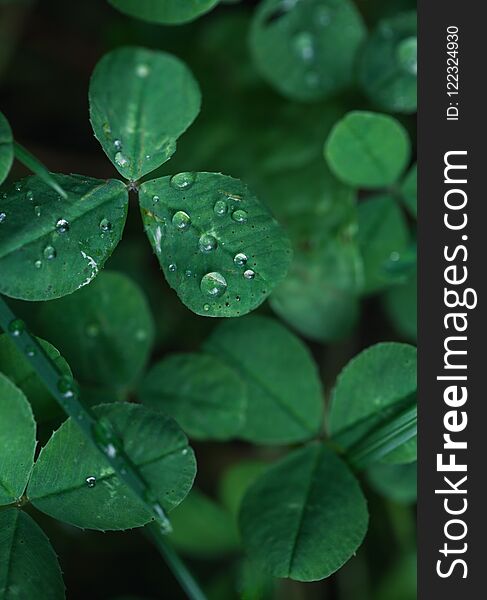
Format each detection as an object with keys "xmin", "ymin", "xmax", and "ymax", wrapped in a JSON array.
[
  {"xmin": 147, "ymin": 523, "xmax": 207, "ymax": 600},
  {"xmin": 13, "ymin": 142, "xmax": 68, "ymax": 199}
]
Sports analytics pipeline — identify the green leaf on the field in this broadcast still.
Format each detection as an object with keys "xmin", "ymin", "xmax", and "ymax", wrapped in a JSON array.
[
  {"xmin": 0, "ymin": 110, "xmax": 13, "ymax": 185},
  {"xmin": 168, "ymin": 489, "xmax": 239, "ymax": 558},
  {"xmin": 367, "ymin": 462, "xmax": 417, "ymax": 503},
  {"xmin": 0, "ymin": 510, "xmax": 65, "ymax": 599},
  {"xmin": 0, "ymin": 174, "xmax": 128, "ymax": 301},
  {"xmin": 324, "ymin": 111, "xmax": 411, "ymax": 189},
  {"xmin": 239, "ymin": 443, "xmax": 368, "ymax": 581},
  {"xmin": 400, "ymin": 163, "xmax": 417, "ymax": 218},
  {"xmin": 249, "ymin": 0, "xmax": 366, "ymax": 102},
  {"xmin": 383, "ymin": 266, "xmax": 417, "ymax": 341},
  {"xmin": 13, "ymin": 143, "xmax": 68, "ymax": 199},
  {"xmin": 218, "ymin": 460, "xmax": 268, "ymax": 518},
  {"xmin": 358, "ymin": 12, "xmax": 417, "ymax": 114},
  {"xmin": 0, "ymin": 374, "xmax": 36, "ymax": 505},
  {"xmin": 140, "ymin": 353, "xmax": 246, "ymax": 441},
  {"xmin": 203, "ymin": 316, "xmax": 323, "ymax": 444},
  {"xmin": 139, "ymin": 172, "xmax": 292, "ymax": 317},
  {"xmin": 89, "ymin": 47, "xmax": 201, "ymax": 180},
  {"xmin": 0, "ymin": 334, "xmax": 71, "ymax": 421},
  {"xmin": 28, "ymin": 403, "xmax": 196, "ymax": 531},
  {"xmin": 108, "ymin": 0, "xmax": 219, "ymax": 24},
  {"xmin": 329, "ymin": 342, "xmax": 417, "ymax": 463},
  {"xmin": 37, "ymin": 271, "xmax": 154, "ymax": 389},
  {"xmin": 270, "ymin": 239, "xmax": 362, "ymax": 343},
  {"xmin": 358, "ymin": 195, "xmax": 410, "ymax": 294}
]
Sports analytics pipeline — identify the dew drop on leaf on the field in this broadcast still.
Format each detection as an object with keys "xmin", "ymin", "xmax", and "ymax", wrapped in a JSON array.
[
  {"xmin": 8, "ymin": 319, "xmax": 25, "ymax": 337},
  {"xmin": 43, "ymin": 245, "xmax": 57, "ymax": 260},
  {"xmin": 244, "ymin": 269, "xmax": 256, "ymax": 280},
  {"xmin": 34, "ymin": 260, "xmax": 42, "ymax": 269},
  {"xmin": 168, "ymin": 263, "xmax": 177, "ymax": 272},
  {"xmin": 172, "ymin": 210, "xmax": 191, "ymax": 230},
  {"xmin": 232, "ymin": 209, "xmax": 248, "ymax": 223},
  {"xmin": 152, "ymin": 195, "xmax": 160, "ymax": 203},
  {"xmin": 86, "ymin": 476, "xmax": 97, "ymax": 488},
  {"xmin": 34, "ymin": 205, "xmax": 41, "ymax": 217},
  {"xmin": 55, "ymin": 218, "xmax": 69, "ymax": 234},
  {"xmin": 15, "ymin": 182, "xmax": 22, "ymax": 192},
  {"xmin": 113, "ymin": 139, "xmax": 123, "ymax": 151},
  {"xmin": 0, "ymin": 212, "xmax": 6, "ymax": 224},
  {"xmin": 199, "ymin": 233, "xmax": 218, "ymax": 253},
  {"xmin": 99, "ymin": 218, "xmax": 112, "ymax": 232},
  {"xmin": 200, "ymin": 272, "xmax": 227, "ymax": 298},
  {"xmin": 26, "ymin": 190, "xmax": 34, "ymax": 202},
  {"xmin": 114, "ymin": 151, "xmax": 130, "ymax": 168},
  {"xmin": 26, "ymin": 346, "xmax": 36, "ymax": 357},
  {"xmin": 170, "ymin": 172, "xmax": 196, "ymax": 190},
  {"xmin": 213, "ymin": 199, "xmax": 227, "ymax": 216},
  {"xmin": 57, "ymin": 375, "xmax": 76, "ymax": 399},
  {"xmin": 136, "ymin": 63, "xmax": 150, "ymax": 78},
  {"xmin": 233, "ymin": 252, "xmax": 248, "ymax": 267},
  {"xmin": 185, "ymin": 269, "xmax": 192, "ymax": 278}
]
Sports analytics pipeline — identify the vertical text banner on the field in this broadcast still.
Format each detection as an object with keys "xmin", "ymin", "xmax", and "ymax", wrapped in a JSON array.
[{"xmin": 419, "ymin": 0, "xmax": 484, "ymax": 597}]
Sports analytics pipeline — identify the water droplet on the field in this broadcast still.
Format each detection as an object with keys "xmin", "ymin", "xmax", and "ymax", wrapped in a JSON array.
[
  {"xmin": 293, "ymin": 31, "xmax": 315, "ymax": 62},
  {"xmin": 200, "ymin": 272, "xmax": 227, "ymax": 298},
  {"xmin": 244, "ymin": 269, "xmax": 255, "ymax": 280},
  {"xmin": 397, "ymin": 36, "xmax": 417, "ymax": 75},
  {"xmin": 172, "ymin": 210, "xmax": 191, "ymax": 230},
  {"xmin": 181, "ymin": 448, "xmax": 189, "ymax": 456},
  {"xmin": 152, "ymin": 195, "xmax": 160, "ymax": 203},
  {"xmin": 57, "ymin": 376, "xmax": 77, "ymax": 399},
  {"xmin": 55, "ymin": 218, "xmax": 69, "ymax": 234},
  {"xmin": 26, "ymin": 190, "xmax": 34, "ymax": 202},
  {"xmin": 233, "ymin": 252, "xmax": 248, "ymax": 267},
  {"xmin": 390, "ymin": 251, "xmax": 401, "ymax": 262},
  {"xmin": 106, "ymin": 443, "xmax": 117, "ymax": 458},
  {"xmin": 232, "ymin": 209, "xmax": 248, "ymax": 223},
  {"xmin": 113, "ymin": 139, "xmax": 122, "ymax": 151},
  {"xmin": 199, "ymin": 233, "xmax": 218, "ymax": 253},
  {"xmin": 170, "ymin": 172, "xmax": 196, "ymax": 190},
  {"xmin": 168, "ymin": 263, "xmax": 177, "ymax": 272},
  {"xmin": 136, "ymin": 63, "xmax": 150, "ymax": 78},
  {"xmin": 15, "ymin": 182, "xmax": 22, "ymax": 192},
  {"xmin": 8, "ymin": 319, "xmax": 25, "ymax": 337},
  {"xmin": 99, "ymin": 218, "xmax": 112, "ymax": 233},
  {"xmin": 86, "ymin": 476, "xmax": 96, "ymax": 488},
  {"xmin": 43, "ymin": 245, "xmax": 56, "ymax": 260},
  {"xmin": 86, "ymin": 323, "xmax": 99, "ymax": 338},
  {"xmin": 203, "ymin": 304, "xmax": 210, "ymax": 311},
  {"xmin": 26, "ymin": 346, "xmax": 36, "ymax": 358},
  {"xmin": 115, "ymin": 151, "xmax": 130, "ymax": 168},
  {"xmin": 34, "ymin": 205, "xmax": 41, "ymax": 217},
  {"xmin": 315, "ymin": 6, "xmax": 331, "ymax": 26},
  {"xmin": 0, "ymin": 212, "xmax": 6, "ymax": 224},
  {"xmin": 214, "ymin": 200, "xmax": 227, "ymax": 216},
  {"xmin": 34, "ymin": 259, "xmax": 42, "ymax": 269},
  {"xmin": 185, "ymin": 269, "xmax": 192, "ymax": 278}
]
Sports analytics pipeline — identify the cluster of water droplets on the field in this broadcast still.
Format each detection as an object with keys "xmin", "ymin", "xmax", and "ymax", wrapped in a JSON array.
[
  {"xmin": 113, "ymin": 139, "xmax": 130, "ymax": 170},
  {"xmin": 162, "ymin": 173, "xmax": 258, "ymax": 307}
]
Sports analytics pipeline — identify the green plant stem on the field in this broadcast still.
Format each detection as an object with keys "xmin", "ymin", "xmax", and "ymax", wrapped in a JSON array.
[
  {"xmin": 147, "ymin": 523, "xmax": 207, "ymax": 600},
  {"xmin": 13, "ymin": 142, "xmax": 68, "ymax": 198},
  {"xmin": 0, "ymin": 294, "xmax": 208, "ymax": 599}
]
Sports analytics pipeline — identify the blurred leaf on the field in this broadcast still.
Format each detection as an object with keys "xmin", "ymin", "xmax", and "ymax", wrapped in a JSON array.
[
  {"xmin": 0, "ymin": 110, "xmax": 13, "ymax": 185},
  {"xmin": 367, "ymin": 462, "xmax": 417, "ymax": 503},
  {"xmin": 219, "ymin": 460, "xmax": 269, "ymax": 517},
  {"xmin": 204, "ymin": 316, "xmax": 324, "ymax": 444},
  {"xmin": 239, "ymin": 443, "xmax": 368, "ymax": 581},
  {"xmin": 168, "ymin": 489, "xmax": 239, "ymax": 558},
  {"xmin": 37, "ymin": 271, "xmax": 154, "ymax": 389},
  {"xmin": 0, "ymin": 510, "xmax": 65, "ymax": 599},
  {"xmin": 0, "ymin": 374, "xmax": 36, "ymax": 505},
  {"xmin": 383, "ymin": 265, "xmax": 417, "ymax": 341},
  {"xmin": 329, "ymin": 342, "xmax": 417, "ymax": 464},
  {"xmin": 358, "ymin": 195, "xmax": 410, "ymax": 294},
  {"xmin": 325, "ymin": 111, "xmax": 411, "ymax": 188},
  {"xmin": 400, "ymin": 163, "xmax": 417, "ymax": 218},
  {"xmin": 108, "ymin": 0, "xmax": 219, "ymax": 25},
  {"xmin": 139, "ymin": 172, "xmax": 292, "ymax": 317},
  {"xmin": 375, "ymin": 552, "xmax": 417, "ymax": 600},
  {"xmin": 140, "ymin": 353, "xmax": 246, "ymax": 441},
  {"xmin": 238, "ymin": 559, "xmax": 276, "ymax": 600},
  {"xmin": 0, "ymin": 334, "xmax": 71, "ymax": 421},
  {"xmin": 249, "ymin": 0, "xmax": 366, "ymax": 101},
  {"xmin": 28, "ymin": 404, "xmax": 196, "ymax": 531},
  {"xmin": 0, "ymin": 175, "xmax": 128, "ymax": 301},
  {"xmin": 13, "ymin": 143, "xmax": 68, "ymax": 199},
  {"xmin": 358, "ymin": 12, "xmax": 417, "ymax": 114},
  {"xmin": 89, "ymin": 47, "xmax": 201, "ymax": 180}
]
